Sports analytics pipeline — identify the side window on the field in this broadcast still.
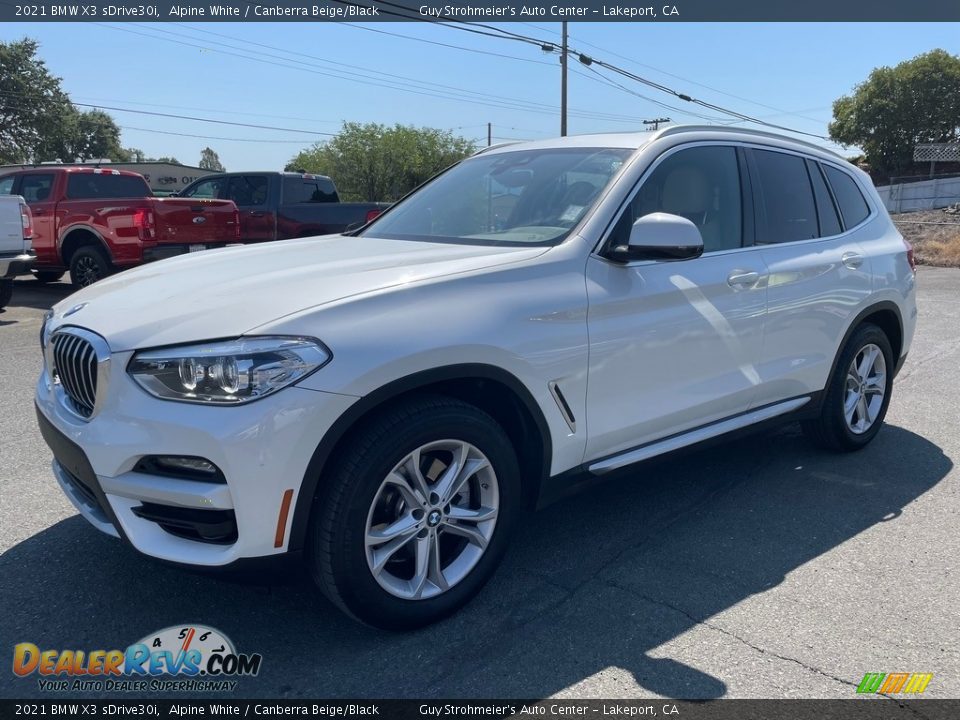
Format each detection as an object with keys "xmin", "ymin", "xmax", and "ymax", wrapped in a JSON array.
[
  {"xmin": 182, "ymin": 178, "xmax": 224, "ymax": 199},
  {"xmin": 806, "ymin": 159, "xmax": 842, "ymax": 237},
  {"xmin": 226, "ymin": 176, "xmax": 269, "ymax": 207},
  {"xmin": 751, "ymin": 149, "xmax": 818, "ymax": 243},
  {"xmin": 19, "ymin": 174, "xmax": 55, "ymax": 203},
  {"xmin": 608, "ymin": 145, "xmax": 743, "ymax": 254},
  {"xmin": 0, "ymin": 175, "xmax": 14, "ymax": 195},
  {"xmin": 284, "ymin": 178, "xmax": 338, "ymax": 203},
  {"xmin": 66, "ymin": 174, "xmax": 150, "ymax": 199},
  {"xmin": 823, "ymin": 165, "xmax": 871, "ymax": 229}
]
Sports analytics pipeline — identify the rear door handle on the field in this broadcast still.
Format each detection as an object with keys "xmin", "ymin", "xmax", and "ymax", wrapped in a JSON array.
[
  {"xmin": 727, "ymin": 270, "xmax": 760, "ymax": 289},
  {"xmin": 250, "ymin": 211, "xmax": 266, "ymax": 218},
  {"xmin": 841, "ymin": 251, "xmax": 864, "ymax": 269}
]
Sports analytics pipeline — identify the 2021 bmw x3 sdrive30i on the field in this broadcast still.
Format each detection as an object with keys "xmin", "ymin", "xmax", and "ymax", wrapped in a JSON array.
[{"xmin": 36, "ymin": 126, "xmax": 916, "ymax": 628}]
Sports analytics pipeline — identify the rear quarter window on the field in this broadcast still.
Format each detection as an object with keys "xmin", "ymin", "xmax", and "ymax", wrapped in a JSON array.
[
  {"xmin": 0, "ymin": 175, "xmax": 13, "ymax": 195},
  {"xmin": 67, "ymin": 173, "xmax": 150, "ymax": 199},
  {"xmin": 823, "ymin": 165, "xmax": 871, "ymax": 229},
  {"xmin": 283, "ymin": 176, "xmax": 339, "ymax": 204}
]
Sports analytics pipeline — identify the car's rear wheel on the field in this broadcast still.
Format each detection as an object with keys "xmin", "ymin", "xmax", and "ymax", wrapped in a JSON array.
[
  {"xmin": 69, "ymin": 247, "xmax": 111, "ymax": 288},
  {"xmin": 32, "ymin": 271, "xmax": 65, "ymax": 283},
  {"xmin": 308, "ymin": 395, "xmax": 520, "ymax": 629},
  {"xmin": 802, "ymin": 323, "xmax": 894, "ymax": 451}
]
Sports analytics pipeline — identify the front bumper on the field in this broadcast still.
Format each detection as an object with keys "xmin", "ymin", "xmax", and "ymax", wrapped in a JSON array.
[
  {"xmin": 0, "ymin": 251, "xmax": 36, "ymax": 278},
  {"xmin": 35, "ymin": 352, "xmax": 357, "ymax": 567}
]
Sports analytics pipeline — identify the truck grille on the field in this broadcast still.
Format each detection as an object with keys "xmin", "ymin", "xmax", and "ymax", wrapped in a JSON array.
[{"xmin": 52, "ymin": 332, "xmax": 100, "ymax": 418}]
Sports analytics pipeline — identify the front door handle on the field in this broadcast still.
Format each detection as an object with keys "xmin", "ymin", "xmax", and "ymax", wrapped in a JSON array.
[
  {"xmin": 727, "ymin": 270, "xmax": 760, "ymax": 289},
  {"xmin": 841, "ymin": 251, "xmax": 864, "ymax": 270}
]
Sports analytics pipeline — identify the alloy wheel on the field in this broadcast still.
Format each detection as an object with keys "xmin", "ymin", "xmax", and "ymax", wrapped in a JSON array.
[
  {"xmin": 364, "ymin": 440, "xmax": 499, "ymax": 600},
  {"xmin": 844, "ymin": 343, "xmax": 887, "ymax": 434},
  {"xmin": 74, "ymin": 256, "xmax": 102, "ymax": 287}
]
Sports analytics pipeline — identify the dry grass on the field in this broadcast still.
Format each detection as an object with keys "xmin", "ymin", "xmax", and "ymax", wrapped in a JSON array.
[{"xmin": 891, "ymin": 208, "xmax": 960, "ymax": 268}]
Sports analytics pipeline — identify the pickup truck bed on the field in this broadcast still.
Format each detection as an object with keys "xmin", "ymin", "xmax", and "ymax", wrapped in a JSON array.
[
  {"xmin": 0, "ymin": 167, "xmax": 239, "ymax": 288},
  {"xmin": 0, "ymin": 195, "xmax": 35, "ymax": 309},
  {"xmin": 178, "ymin": 171, "xmax": 388, "ymax": 242}
]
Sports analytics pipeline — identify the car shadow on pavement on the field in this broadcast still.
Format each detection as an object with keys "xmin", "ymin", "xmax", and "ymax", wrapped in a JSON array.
[
  {"xmin": 8, "ymin": 278, "xmax": 75, "ymax": 311},
  {"xmin": 0, "ymin": 423, "xmax": 950, "ymax": 699}
]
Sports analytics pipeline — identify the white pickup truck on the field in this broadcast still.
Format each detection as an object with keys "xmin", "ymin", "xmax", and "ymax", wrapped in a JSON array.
[{"xmin": 0, "ymin": 195, "xmax": 35, "ymax": 310}]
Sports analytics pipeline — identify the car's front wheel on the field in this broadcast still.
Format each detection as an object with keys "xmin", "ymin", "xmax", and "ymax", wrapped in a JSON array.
[
  {"xmin": 308, "ymin": 395, "xmax": 520, "ymax": 629},
  {"xmin": 802, "ymin": 323, "xmax": 894, "ymax": 451}
]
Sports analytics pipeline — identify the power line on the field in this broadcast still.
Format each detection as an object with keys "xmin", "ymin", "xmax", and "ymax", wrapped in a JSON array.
[
  {"xmin": 119, "ymin": 126, "xmax": 317, "ymax": 143},
  {"xmin": 570, "ymin": 66, "xmax": 727, "ymax": 124},
  {"xmin": 338, "ymin": 9, "xmax": 831, "ymax": 139},
  {"xmin": 521, "ymin": 22, "xmax": 829, "ymax": 126},
  {"xmin": 338, "ymin": 22, "xmax": 556, "ymax": 66},
  {"xmin": 94, "ymin": 23, "xmax": 654, "ymax": 125}
]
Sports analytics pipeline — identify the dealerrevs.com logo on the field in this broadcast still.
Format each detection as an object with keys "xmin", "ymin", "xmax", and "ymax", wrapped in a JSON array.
[{"xmin": 12, "ymin": 625, "xmax": 262, "ymax": 693}]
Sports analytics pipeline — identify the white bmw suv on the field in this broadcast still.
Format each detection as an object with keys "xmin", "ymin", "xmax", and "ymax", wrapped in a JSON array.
[{"xmin": 36, "ymin": 126, "xmax": 916, "ymax": 629}]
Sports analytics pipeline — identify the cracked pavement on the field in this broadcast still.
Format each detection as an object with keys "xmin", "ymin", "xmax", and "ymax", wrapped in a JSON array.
[{"xmin": 1, "ymin": 269, "xmax": 957, "ymax": 699}]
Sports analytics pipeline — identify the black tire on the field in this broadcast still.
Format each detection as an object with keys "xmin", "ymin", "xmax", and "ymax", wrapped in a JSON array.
[
  {"xmin": 69, "ymin": 247, "xmax": 111, "ymax": 288},
  {"xmin": 0, "ymin": 279, "xmax": 11, "ymax": 310},
  {"xmin": 32, "ymin": 270, "xmax": 65, "ymax": 283},
  {"xmin": 308, "ymin": 395, "xmax": 521, "ymax": 630},
  {"xmin": 802, "ymin": 323, "xmax": 894, "ymax": 452}
]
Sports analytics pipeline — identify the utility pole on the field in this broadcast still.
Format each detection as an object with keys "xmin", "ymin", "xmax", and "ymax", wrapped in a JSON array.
[
  {"xmin": 643, "ymin": 118, "xmax": 671, "ymax": 131},
  {"xmin": 560, "ymin": 21, "xmax": 568, "ymax": 137},
  {"xmin": 487, "ymin": 122, "xmax": 492, "ymax": 147}
]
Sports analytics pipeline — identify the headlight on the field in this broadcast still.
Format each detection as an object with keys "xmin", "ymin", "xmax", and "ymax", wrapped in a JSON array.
[
  {"xmin": 128, "ymin": 337, "xmax": 330, "ymax": 405},
  {"xmin": 40, "ymin": 309, "xmax": 53, "ymax": 349}
]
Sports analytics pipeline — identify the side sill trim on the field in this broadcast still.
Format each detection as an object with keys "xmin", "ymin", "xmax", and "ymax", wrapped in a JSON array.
[{"xmin": 588, "ymin": 397, "xmax": 810, "ymax": 475}]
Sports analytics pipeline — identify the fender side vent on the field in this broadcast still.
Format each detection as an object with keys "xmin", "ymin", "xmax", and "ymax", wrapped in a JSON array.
[{"xmin": 548, "ymin": 381, "xmax": 577, "ymax": 433}]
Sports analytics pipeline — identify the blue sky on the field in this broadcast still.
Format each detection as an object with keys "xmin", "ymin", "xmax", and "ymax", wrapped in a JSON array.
[{"xmin": 2, "ymin": 22, "xmax": 957, "ymax": 170}]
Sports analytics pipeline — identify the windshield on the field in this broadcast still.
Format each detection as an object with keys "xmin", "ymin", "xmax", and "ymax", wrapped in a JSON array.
[{"xmin": 361, "ymin": 147, "xmax": 634, "ymax": 246}]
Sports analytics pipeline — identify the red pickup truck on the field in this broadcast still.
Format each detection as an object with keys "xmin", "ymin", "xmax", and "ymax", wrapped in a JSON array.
[{"xmin": 0, "ymin": 167, "xmax": 240, "ymax": 288}]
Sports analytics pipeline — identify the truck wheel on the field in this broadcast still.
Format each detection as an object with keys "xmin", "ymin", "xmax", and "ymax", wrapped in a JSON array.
[
  {"xmin": 69, "ymin": 247, "xmax": 111, "ymax": 288},
  {"xmin": 33, "ymin": 271, "xmax": 65, "ymax": 284},
  {"xmin": 802, "ymin": 323, "xmax": 894, "ymax": 452},
  {"xmin": 0, "ymin": 280, "xmax": 11, "ymax": 310},
  {"xmin": 308, "ymin": 395, "xmax": 521, "ymax": 630}
]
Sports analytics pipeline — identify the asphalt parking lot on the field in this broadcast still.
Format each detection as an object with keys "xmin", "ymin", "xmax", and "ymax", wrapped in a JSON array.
[{"xmin": 1, "ymin": 269, "xmax": 957, "ymax": 700}]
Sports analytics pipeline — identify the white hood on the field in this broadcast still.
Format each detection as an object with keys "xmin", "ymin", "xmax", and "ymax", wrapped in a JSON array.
[{"xmin": 50, "ymin": 235, "xmax": 547, "ymax": 351}]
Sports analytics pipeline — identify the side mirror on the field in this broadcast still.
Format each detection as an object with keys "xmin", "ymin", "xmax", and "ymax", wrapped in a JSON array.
[{"xmin": 610, "ymin": 212, "xmax": 704, "ymax": 262}]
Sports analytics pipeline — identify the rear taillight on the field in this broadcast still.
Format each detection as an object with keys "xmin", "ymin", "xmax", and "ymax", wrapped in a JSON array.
[
  {"xmin": 904, "ymin": 239, "xmax": 916, "ymax": 272},
  {"xmin": 365, "ymin": 209, "xmax": 382, "ymax": 224},
  {"xmin": 133, "ymin": 209, "xmax": 156, "ymax": 240},
  {"xmin": 234, "ymin": 209, "xmax": 241, "ymax": 239},
  {"xmin": 20, "ymin": 202, "xmax": 33, "ymax": 240}
]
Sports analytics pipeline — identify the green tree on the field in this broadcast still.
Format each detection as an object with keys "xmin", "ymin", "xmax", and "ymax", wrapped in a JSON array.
[
  {"xmin": 829, "ymin": 49, "xmax": 960, "ymax": 176},
  {"xmin": 0, "ymin": 38, "xmax": 73, "ymax": 164},
  {"xmin": 287, "ymin": 122, "xmax": 476, "ymax": 202},
  {"xmin": 199, "ymin": 146, "xmax": 225, "ymax": 171},
  {"xmin": 36, "ymin": 108, "xmax": 128, "ymax": 162}
]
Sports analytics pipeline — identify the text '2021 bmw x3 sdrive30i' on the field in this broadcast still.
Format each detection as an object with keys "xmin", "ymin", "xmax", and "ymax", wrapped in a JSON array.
[{"xmin": 36, "ymin": 126, "xmax": 916, "ymax": 629}]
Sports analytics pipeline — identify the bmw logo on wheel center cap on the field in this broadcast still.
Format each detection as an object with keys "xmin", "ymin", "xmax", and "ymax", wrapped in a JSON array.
[{"xmin": 427, "ymin": 509, "xmax": 442, "ymax": 528}]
